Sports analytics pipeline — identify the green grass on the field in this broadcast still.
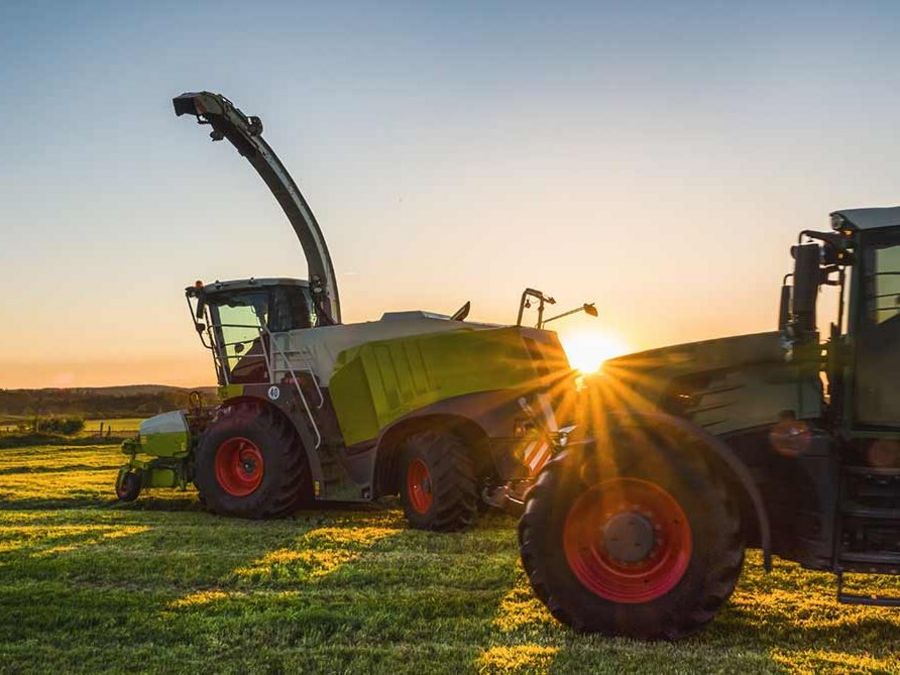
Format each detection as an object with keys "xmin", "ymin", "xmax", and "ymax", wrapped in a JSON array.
[{"xmin": 0, "ymin": 444, "xmax": 898, "ymax": 673}]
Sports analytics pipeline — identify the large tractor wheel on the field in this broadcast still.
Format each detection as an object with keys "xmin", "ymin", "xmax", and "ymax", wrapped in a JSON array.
[
  {"xmin": 399, "ymin": 430, "xmax": 478, "ymax": 531},
  {"xmin": 518, "ymin": 437, "xmax": 744, "ymax": 640},
  {"xmin": 194, "ymin": 402, "xmax": 312, "ymax": 519}
]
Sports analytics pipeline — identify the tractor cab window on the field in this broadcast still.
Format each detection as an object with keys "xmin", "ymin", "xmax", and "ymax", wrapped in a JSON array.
[
  {"xmin": 216, "ymin": 295, "xmax": 267, "ymax": 361},
  {"xmin": 212, "ymin": 292, "xmax": 270, "ymax": 383},
  {"xmin": 864, "ymin": 241, "xmax": 900, "ymax": 325},
  {"xmin": 855, "ymin": 230, "xmax": 900, "ymax": 427},
  {"xmin": 269, "ymin": 286, "xmax": 317, "ymax": 332}
]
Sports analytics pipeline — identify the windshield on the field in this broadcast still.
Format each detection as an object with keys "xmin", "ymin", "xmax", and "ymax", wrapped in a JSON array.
[{"xmin": 202, "ymin": 285, "xmax": 318, "ymax": 384}]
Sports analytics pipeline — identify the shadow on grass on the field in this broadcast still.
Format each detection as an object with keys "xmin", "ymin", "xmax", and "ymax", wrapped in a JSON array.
[
  {"xmin": 0, "ymin": 494, "xmax": 202, "ymax": 512},
  {"xmin": 0, "ymin": 435, "xmax": 126, "ymax": 449},
  {"xmin": 0, "ymin": 464, "xmax": 122, "ymax": 476}
]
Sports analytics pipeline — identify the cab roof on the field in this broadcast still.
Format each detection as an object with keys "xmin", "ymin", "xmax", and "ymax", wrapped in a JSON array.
[
  {"xmin": 186, "ymin": 278, "xmax": 309, "ymax": 296},
  {"xmin": 831, "ymin": 206, "xmax": 900, "ymax": 231}
]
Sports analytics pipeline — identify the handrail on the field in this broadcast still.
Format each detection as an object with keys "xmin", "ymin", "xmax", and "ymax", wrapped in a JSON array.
[
  {"xmin": 195, "ymin": 317, "xmax": 324, "ymax": 449},
  {"xmin": 260, "ymin": 324, "xmax": 322, "ymax": 449}
]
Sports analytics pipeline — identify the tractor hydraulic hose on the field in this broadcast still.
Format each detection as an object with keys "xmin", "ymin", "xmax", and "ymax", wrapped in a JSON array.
[{"xmin": 173, "ymin": 91, "xmax": 341, "ymax": 324}]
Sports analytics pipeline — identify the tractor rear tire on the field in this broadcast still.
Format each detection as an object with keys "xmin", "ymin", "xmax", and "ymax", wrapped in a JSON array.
[
  {"xmin": 194, "ymin": 401, "xmax": 312, "ymax": 519},
  {"xmin": 399, "ymin": 430, "xmax": 478, "ymax": 531},
  {"xmin": 518, "ymin": 439, "xmax": 744, "ymax": 640}
]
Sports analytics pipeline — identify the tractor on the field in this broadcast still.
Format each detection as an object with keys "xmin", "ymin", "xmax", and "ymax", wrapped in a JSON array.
[
  {"xmin": 519, "ymin": 207, "xmax": 900, "ymax": 639},
  {"xmin": 115, "ymin": 91, "xmax": 593, "ymax": 531}
]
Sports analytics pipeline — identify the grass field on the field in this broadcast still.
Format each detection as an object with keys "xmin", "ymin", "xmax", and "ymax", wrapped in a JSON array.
[
  {"xmin": 81, "ymin": 418, "xmax": 143, "ymax": 437},
  {"xmin": 0, "ymin": 443, "xmax": 898, "ymax": 673}
]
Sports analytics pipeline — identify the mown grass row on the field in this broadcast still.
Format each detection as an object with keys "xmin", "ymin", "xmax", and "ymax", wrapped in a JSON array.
[{"xmin": 0, "ymin": 443, "xmax": 898, "ymax": 673}]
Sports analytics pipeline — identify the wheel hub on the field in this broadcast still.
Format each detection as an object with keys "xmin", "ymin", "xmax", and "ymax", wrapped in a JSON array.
[
  {"xmin": 406, "ymin": 458, "xmax": 434, "ymax": 514},
  {"xmin": 563, "ymin": 477, "xmax": 693, "ymax": 604},
  {"xmin": 215, "ymin": 437, "xmax": 265, "ymax": 497},
  {"xmin": 602, "ymin": 511, "xmax": 655, "ymax": 563}
]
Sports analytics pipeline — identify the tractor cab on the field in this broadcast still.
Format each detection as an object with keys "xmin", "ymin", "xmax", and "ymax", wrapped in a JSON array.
[
  {"xmin": 780, "ymin": 207, "xmax": 900, "ymax": 437},
  {"xmin": 186, "ymin": 278, "xmax": 323, "ymax": 385},
  {"xmin": 775, "ymin": 207, "xmax": 900, "ymax": 603}
]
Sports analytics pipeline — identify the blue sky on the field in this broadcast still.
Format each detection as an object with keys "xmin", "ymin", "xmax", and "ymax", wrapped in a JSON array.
[{"xmin": 2, "ymin": 1, "xmax": 900, "ymax": 386}]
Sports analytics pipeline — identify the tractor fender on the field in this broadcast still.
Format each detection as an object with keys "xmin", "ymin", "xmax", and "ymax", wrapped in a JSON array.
[
  {"xmin": 605, "ymin": 410, "xmax": 772, "ymax": 571},
  {"xmin": 218, "ymin": 394, "xmax": 325, "ymax": 488}
]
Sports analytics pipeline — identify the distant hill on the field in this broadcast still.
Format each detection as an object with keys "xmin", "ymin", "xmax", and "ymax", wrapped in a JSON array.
[{"xmin": 0, "ymin": 385, "xmax": 217, "ymax": 419}]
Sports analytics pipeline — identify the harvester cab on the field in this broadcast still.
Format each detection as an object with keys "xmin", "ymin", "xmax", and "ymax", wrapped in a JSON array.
[
  {"xmin": 187, "ymin": 278, "xmax": 322, "ymax": 386},
  {"xmin": 117, "ymin": 91, "xmax": 588, "ymax": 533},
  {"xmin": 518, "ymin": 207, "xmax": 900, "ymax": 640}
]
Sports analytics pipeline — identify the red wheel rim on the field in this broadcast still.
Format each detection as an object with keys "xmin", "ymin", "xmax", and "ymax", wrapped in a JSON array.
[
  {"xmin": 215, "ymin": 437, "xmax": 264, "ymax": 496},
  {"xmin": 406, "ymin": 458, "xmax": 433, "ymax": 514},
  {"xmin": 563, "ymin": 477, "xmax": 692, "ymax": 603}
]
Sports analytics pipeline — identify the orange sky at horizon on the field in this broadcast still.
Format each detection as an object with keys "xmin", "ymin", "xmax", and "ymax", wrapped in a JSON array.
[{"xmin": 4, "ymin": 3, "xmax": 899, "ymax": 390}]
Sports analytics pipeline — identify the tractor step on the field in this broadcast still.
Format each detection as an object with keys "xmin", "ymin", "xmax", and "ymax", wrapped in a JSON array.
[
  {"xmin": 842, "ymin": 466, "xmax": 900, "ymax": 477},
  {"xmin": 840, "ymin": 502, "xmax": 900, "ymax": 520},
  {"xmin": 837, "ymin": 571, "xmax": 900, "ymax": 607},
  {"xmin": 838, "ymin": 550, "xmax": 900, "ymax": 566}
]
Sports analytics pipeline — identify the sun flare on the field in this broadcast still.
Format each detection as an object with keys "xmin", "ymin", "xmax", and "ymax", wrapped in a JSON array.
[{"xmin": 560, "ymin": 330, "xmax": 630, "ymax": 374}]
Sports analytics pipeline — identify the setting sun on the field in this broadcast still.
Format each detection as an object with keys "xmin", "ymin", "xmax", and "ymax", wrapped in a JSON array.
[{"xmin": 560, "ymin": 330, "xmax": 630, "ymax": 374}]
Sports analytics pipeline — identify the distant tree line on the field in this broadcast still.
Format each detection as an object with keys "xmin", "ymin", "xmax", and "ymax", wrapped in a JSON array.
[
  {"xmin": 17, "ymin": 417, "xmax": 85, "ymax": 435},
  {"xmin": 0, "ymin": 387, "xmax": 216, "ymax": 418}
]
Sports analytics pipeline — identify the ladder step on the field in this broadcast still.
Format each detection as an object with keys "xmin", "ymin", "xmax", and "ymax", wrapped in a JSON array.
[
  {"xmin": 838, "ymin": 590, "xmax": 900, "ymax": 607},
  {"xmin": 843, "ymin": 465, "xmax": 900, "ymax": 477},
  {"xmin": 837, "ymin": 572, "xmax": 900, "ymax": 607},
  {"xmin": 841, "ymin": 503, "xmax": 900, "ymax": 520},
  {"xmin": 839, "ymin": 551, "xmax": 900, "ymax": 565}
]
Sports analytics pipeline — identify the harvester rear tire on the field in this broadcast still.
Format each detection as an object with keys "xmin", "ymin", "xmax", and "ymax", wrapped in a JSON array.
[
  {"xmin": 518, "ymin": 435, "xmax": 744, "ymax": 640},
  {"xmin": 194, "ymin": 401, "xmax": 312, "ymax": 519},
  {"xmin": 399, "ymin": 430, "xmax": 477, "ymax": 531}
]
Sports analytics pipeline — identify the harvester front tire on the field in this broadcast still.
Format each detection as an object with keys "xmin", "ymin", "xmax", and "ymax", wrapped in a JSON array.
[
  {"xmin": 399, "ymin": 430, "xmax": 477, "ymax": 531},
  {"xmin": 195, "ymin": 402, "xmax": 312, "ymax": 519},
  {"xmin": 116, "ymin": 471, "xmax": 142, "ymax": 502},
  {"xmin": 518, "ymin": 438, "xmax": 744, "ymax": 640}
]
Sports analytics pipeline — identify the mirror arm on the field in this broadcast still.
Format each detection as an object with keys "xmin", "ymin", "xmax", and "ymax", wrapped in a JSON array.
[{"xmin": 542, "ymin": 303, "xmax": 599, "ymax": 327}]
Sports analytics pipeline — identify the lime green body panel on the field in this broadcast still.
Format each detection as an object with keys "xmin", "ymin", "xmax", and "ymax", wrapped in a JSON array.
[
  {"xmin": 118, "ymin": 449, "xmax": 186, "ymax": 491},
  {"xmin": 329, "ymin": 326, "xmax": 543, "ymax": 446},
  {"xmin": 140, "ymin": 430, "xmax": 189, "ymax": 458}
]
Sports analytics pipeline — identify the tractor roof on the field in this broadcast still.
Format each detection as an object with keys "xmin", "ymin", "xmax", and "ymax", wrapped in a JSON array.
[
  {"xmin": 830, "ymin": 206, "xmax": 900, "ymax": 231},
  {"xmin": 186, "ymin": 278, "xmax": 309, "ymax": 297}
]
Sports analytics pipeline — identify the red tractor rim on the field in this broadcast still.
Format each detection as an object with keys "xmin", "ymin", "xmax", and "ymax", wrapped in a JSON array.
[
  {"xmin": 563, "ymin": 477, "xmax": 692, "ymax": 604},
  {"xmin": 215, "ymin": 437, "xmax": 264, "ymax": 496},
  {"xmin": 406, "ymin": 458, "xmax": 433, "ymax": 514}
]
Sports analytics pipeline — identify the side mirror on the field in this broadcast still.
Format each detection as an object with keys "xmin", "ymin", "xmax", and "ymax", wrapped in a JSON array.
[
  {"xmin": 791, "ymin": 244, "xmax": 820, "ymax": 334},
  {"xmin": 540, "ymin": 301, "xmax": 599, "ymax": 327},
  {"xmin": 778, "ymin": 284, "xmax": 791, "ymax": 331}
]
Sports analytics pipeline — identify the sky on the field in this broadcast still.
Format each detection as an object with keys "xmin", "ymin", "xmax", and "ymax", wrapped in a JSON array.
[{"xmin": 2, "ymin": 1, "xmax": 900, "ymax": 388}]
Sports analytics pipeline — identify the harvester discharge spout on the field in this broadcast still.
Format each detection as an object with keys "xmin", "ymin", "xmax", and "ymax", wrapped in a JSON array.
[{"xmin": 173, "ymin": 91, "xmax": 341, "ymax": 323}]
